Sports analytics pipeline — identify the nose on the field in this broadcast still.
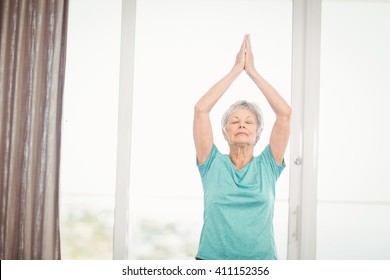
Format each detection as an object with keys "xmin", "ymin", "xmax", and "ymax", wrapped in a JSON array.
[{"xmin": 239, "ymin": 122, "xmax": 246, "ymax": 128}]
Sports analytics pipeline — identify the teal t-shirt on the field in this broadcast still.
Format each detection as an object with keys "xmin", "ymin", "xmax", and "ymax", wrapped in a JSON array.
[{"xmin": 196, "ymin": 144, "xmax": 285, "ymax": 260}]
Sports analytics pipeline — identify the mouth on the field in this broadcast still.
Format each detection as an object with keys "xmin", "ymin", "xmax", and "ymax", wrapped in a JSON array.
[{"xmin": 235, "ymin": 132, "xmax": 248, "ymax": 136}]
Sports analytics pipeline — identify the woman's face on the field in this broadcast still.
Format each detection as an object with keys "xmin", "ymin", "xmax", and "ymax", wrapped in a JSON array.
[{"xmin": 223, "ymin": 109, "xmax": 259, "ymax": 146}]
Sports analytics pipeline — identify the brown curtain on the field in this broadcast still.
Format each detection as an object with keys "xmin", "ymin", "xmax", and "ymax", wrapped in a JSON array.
[{"xmin": 0, "ymin": 0, "xmax": 68, "ymax": 259}]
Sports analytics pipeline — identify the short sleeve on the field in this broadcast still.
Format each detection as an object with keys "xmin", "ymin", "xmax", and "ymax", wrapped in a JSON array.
[
  {"xmin": 197, "ymin": 144, "xmax": 219, "ymax": 178},
  {"xmin": 259, "ymin": 144, "xmax": 286, "ymax": 180}
]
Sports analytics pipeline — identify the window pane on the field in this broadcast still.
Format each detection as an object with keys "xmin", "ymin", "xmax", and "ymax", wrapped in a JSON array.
[
  {"xmin": 317, "ymin": 203, "xmax": 390, "ymax": 259},
  {"xmin": 129, "ymin": 0, "xmax": 292, "ymax": 259},
  {"xmin": 317, "ymin": 0, "xmax": 390, "ymax": 259},
  {"xmin": 60, "ymin": 0, "xmax": 122, "ymax": 259}
]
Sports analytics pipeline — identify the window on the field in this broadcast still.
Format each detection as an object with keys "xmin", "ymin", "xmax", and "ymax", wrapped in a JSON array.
[
  {"xmin": 317, "ymin": 0, "xmax": 390, "ymax": 259},
  {"xmin": 127, "ymin": 0, "xmax": 292, "ymax": 259},
  {"xmin": 60, "ymin": 0, "xmax": 122, "ymax": 259}
]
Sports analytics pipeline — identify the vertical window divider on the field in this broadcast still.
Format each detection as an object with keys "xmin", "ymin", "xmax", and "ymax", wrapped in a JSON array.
[
  {"xmin": 113, "ymin": 0, "xmax": 137, "ymax": 260},
  {"xmin": 288, "ymin": 0, "xmax": 322, "ymax": 259}
]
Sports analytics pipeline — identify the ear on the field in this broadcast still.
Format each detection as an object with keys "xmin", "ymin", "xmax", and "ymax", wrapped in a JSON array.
[{"xmin": 222, "ymin": 129, "xmax": 228, "ymax": 141}]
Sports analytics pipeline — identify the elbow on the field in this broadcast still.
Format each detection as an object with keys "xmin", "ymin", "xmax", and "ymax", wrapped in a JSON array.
[
  {"xmin": 194, "ymin": 102, "xmax": 210, "ymax": 115},
  {"xmin": 194, "ymin": 103, "xmax": 203, "ymax": 115},
  {"xmin": 285, "ymin": 106, "xmax": 292, "ymax": 119},
  {"xmin": 280, "ymin": 105, "xmax": 292, "ymax": 119},
  {"xmin": 278, "ymin": 105, "xmax": 292, "ymax": 121}
]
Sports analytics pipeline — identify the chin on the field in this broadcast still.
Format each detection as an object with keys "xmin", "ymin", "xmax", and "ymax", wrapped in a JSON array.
[{"xmin": 232, "ymin": 141, "xmax": 253, "ymax": 147}]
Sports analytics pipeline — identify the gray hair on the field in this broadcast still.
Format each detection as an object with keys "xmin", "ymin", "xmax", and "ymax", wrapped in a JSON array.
[{"xmin": 221, "ymin": 100, "xmax": 264, "ymax": 137}]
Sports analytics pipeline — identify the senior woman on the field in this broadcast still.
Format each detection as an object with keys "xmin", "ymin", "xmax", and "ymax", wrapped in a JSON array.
[{"xmin": 193, "ymin": 35, "xmax": 291, "ymax": 260}]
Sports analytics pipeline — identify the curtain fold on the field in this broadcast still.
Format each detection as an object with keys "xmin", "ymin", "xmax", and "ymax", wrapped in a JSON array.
[{"xmin": 0, "ymin": 0, "xmax": 68, "ymax": 259}]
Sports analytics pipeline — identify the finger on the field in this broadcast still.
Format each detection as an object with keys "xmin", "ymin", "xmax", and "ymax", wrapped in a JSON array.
[
  {"xmin": 240, "ymin": 34, "xmax": 247, "ymax": 53},
  {"xmin": 246, "ymin": 34, "xmax": 252, "ymax": 53}
]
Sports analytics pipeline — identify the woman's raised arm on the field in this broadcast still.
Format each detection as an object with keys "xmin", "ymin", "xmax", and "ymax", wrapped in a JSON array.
[
  {"xmin": 193, "ymin": 36, "xmax": 247, "ymax": 164},
  {"xmin": 244, "ymin": 35, "xmax": 291, "ymax": 165}
]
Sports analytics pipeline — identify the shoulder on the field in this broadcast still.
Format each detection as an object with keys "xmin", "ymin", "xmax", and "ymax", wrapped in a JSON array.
[
  {"xmin": 197, "ymin": 144, "xmax": 220, "ymax": 165},
  {"xmin": 197, "ymin": 144, "xmax": 224, "ymax": 176},
  {"xmin": 257, "ymin": 144, "xmax": 286, "ymax": 179}
]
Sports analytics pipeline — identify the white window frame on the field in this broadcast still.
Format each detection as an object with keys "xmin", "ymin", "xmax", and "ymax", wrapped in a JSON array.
[
  {"xmin": 113, "ymin": 0, "xmax": 137, "ymax": 260},
  {"xmin": 288, "ymin": 0, "xmax": 321, "ymax": 259}
]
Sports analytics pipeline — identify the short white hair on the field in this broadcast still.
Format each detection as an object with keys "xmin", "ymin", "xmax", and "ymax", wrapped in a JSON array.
[{"xmin": 221, "ymin": 100, "xmax": 264, "ymax": 137}]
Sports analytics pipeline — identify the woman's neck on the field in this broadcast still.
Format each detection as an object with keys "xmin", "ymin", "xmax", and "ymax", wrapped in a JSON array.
[{"xmin": 229, "ymin": 144, "xmax": 254, "ymax": 170}]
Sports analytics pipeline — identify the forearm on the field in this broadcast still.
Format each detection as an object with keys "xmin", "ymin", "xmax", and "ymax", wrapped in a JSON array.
[
  {"xmin": 248, "ymin": 70, "xmax": 291, "ymax": 118},
  {"xmin": 195, "ymin": 66, "xmax": 242, "ymax": 113}
]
